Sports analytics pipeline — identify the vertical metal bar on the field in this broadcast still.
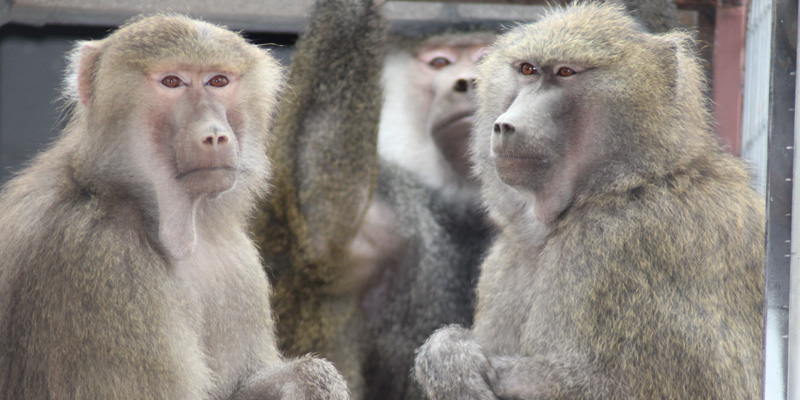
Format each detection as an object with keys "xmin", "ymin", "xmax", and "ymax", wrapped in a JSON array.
[
  {"xmin": 789, "ymin": 1, "xmax": 800, "ymax": 398},
  {"xmin": 764, "ymin": 0, "xmax": 797, "ymax": 397},
  {"xmin": 741, "ymin": 0, "xmax": 773, "ymax": 194}
]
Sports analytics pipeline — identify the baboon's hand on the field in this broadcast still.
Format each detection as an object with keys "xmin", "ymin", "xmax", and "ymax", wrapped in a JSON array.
[
  {"xmin": 280, "ymin": 356, "xmax": 350, "ymax": 400},
  {"xmin": 233, "ymin": 355, "xmax": 350, "ymax": 400},
  {"xmin": 414, "ymin": 325, "xmax": 500, "ymax": 400}
]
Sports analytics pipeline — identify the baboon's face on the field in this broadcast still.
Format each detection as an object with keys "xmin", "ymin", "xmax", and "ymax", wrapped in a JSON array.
[
  {"xmin": 489, "ymin": 61, "xmax": 592, "ymax": 192},
  {"xmin": 416, "ymin": 41, "xmax": 489, "ymax": 179},
  {"xmin": 145, "ymin": 69, "xmax": 243, "ymax": 197},
  {"xmin": 73, "ymin": 15, "xmax": 283, "ymax": 260},
  {"xmin": 469, "ymin": 4, "xmax": 690, "ymax": 224}
]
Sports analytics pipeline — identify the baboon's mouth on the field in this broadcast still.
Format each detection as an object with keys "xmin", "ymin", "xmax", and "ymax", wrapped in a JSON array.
[
  {"xmin": 433, "ymin": 111, "xmax": 475, "ymax": 135},
  {"xmin": 494, "ymin": 154, "xmax": 549, "ymax": 170},
  {"xmin": 493, "ymin": 151, "xmax": 548, "ymax": 160},
  {"xmin": 177, "ymin": 167, "xmax": 238, "ymax": 195},
  {"xmin": 177, "ymin": 166, "xmax": 237, "ymax": 180}
]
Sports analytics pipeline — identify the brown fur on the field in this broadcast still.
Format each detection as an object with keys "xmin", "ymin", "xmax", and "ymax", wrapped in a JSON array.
[{"xmin": 250, "ymin": 0, "xmax": 388, "ymax": 398}]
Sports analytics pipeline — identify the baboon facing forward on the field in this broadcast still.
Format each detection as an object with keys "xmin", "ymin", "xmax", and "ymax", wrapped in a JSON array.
[
  {"xmin": 415, "ymin": 3, "xmax": 764, "ymax": 399},
  {"xmin": 0, "ymin": 14, "xmax": 348, "ymax": 400}
]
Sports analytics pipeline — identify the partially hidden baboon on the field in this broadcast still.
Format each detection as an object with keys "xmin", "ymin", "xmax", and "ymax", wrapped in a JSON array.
[
  {"xmin": 251, "ymin": 0, "xmax": 493, "ymax": 398},
  {"xmin": 0, "ymin": 14, "xmax": 349, "ymax": 399},
  {"xmin": 414, "ymin": 3, "xmax": 764, "ymax": 399},
  {"xmin": 365, "ymin": 26, "xmax": 498, "ymax": 400}
]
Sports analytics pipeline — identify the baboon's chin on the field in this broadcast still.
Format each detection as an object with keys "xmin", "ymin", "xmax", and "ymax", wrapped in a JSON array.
[
  {"xmin": 494, "ymin": 155, "xmax": 550, "ymax": 190},
  {"xmin": 179, "ymin": 168, "xmax": 237, "ymax": 196}
]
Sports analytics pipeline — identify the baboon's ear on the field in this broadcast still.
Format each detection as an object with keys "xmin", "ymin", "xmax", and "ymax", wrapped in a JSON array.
[
  {"xmin": 651, "ymin": 34, "xmax": 686, "ymax": 96},
  {"xmin": 76, "ymin": 42, "xmax": 102, "ymax": 106},
  {"xmin": 664, "ymin": 32, "xmax": 697, "ymax": 90}
]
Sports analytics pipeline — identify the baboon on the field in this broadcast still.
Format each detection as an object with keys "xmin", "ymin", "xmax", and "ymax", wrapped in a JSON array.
[
  {"xmin": 365, "ymin": 27, "xmax": 498, "ymax": 400},
  {"xmin": 414, "ymin": 3, "xmax": 764, "ymax": 399},
  {"xmin": 252, "ymin": 0, "xmax": 493, "ymax": 398},
  {"xmin": 252, "ymin": 1, "xmax": 500, "ymax": 398},
  {"xmin": 0, "ymin": 14, "xmax": 348, "ymax": 399}
]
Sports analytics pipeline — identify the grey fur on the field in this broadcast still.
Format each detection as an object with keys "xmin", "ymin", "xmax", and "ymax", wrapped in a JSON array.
[{"xmin": 415, "ymin": 3, "xmax": 764, "ymax": 399}]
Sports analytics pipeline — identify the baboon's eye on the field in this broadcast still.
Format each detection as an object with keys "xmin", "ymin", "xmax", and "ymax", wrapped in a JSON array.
[
  {"xmin": 556, "ymin": 67, "xmax": 575, "ymax": 77},
  {"xmin": 208, "ymin": 75, "xmax": 230, "ymax": 88},
  {"xmin": 429, "ymin": 57, "xmax": 451, "ymax": 69},
  {"xmin": 520, "ymin": 63, "xmax": 537, "ymax": 75},
  {"xmin": 161, "ymin": 76, "xmax": 184, "ymax": 88}
]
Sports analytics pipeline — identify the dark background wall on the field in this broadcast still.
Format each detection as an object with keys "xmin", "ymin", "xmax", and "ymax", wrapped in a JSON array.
[{"xmin": 0, "ymin": 24, "xmax": 95, "ymax": 184}]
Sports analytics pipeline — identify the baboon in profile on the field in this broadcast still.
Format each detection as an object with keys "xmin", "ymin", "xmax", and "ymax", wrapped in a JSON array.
[
  {"xmin": 414, "ymin": 3, "xmax": 764, "ymax": 399},
  {"xmin": 0, "ymin": 14, "xmax": 348, "ymax": 399}
]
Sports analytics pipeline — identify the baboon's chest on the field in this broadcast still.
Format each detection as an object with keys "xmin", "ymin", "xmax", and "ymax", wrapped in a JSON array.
[
  {"xmin": 173, "ymin": 237, "xmax": 274, "ymax": 382},
  {"xmin": 473, "ymin": 236, "xmax": 576, "ymax": 355}
]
